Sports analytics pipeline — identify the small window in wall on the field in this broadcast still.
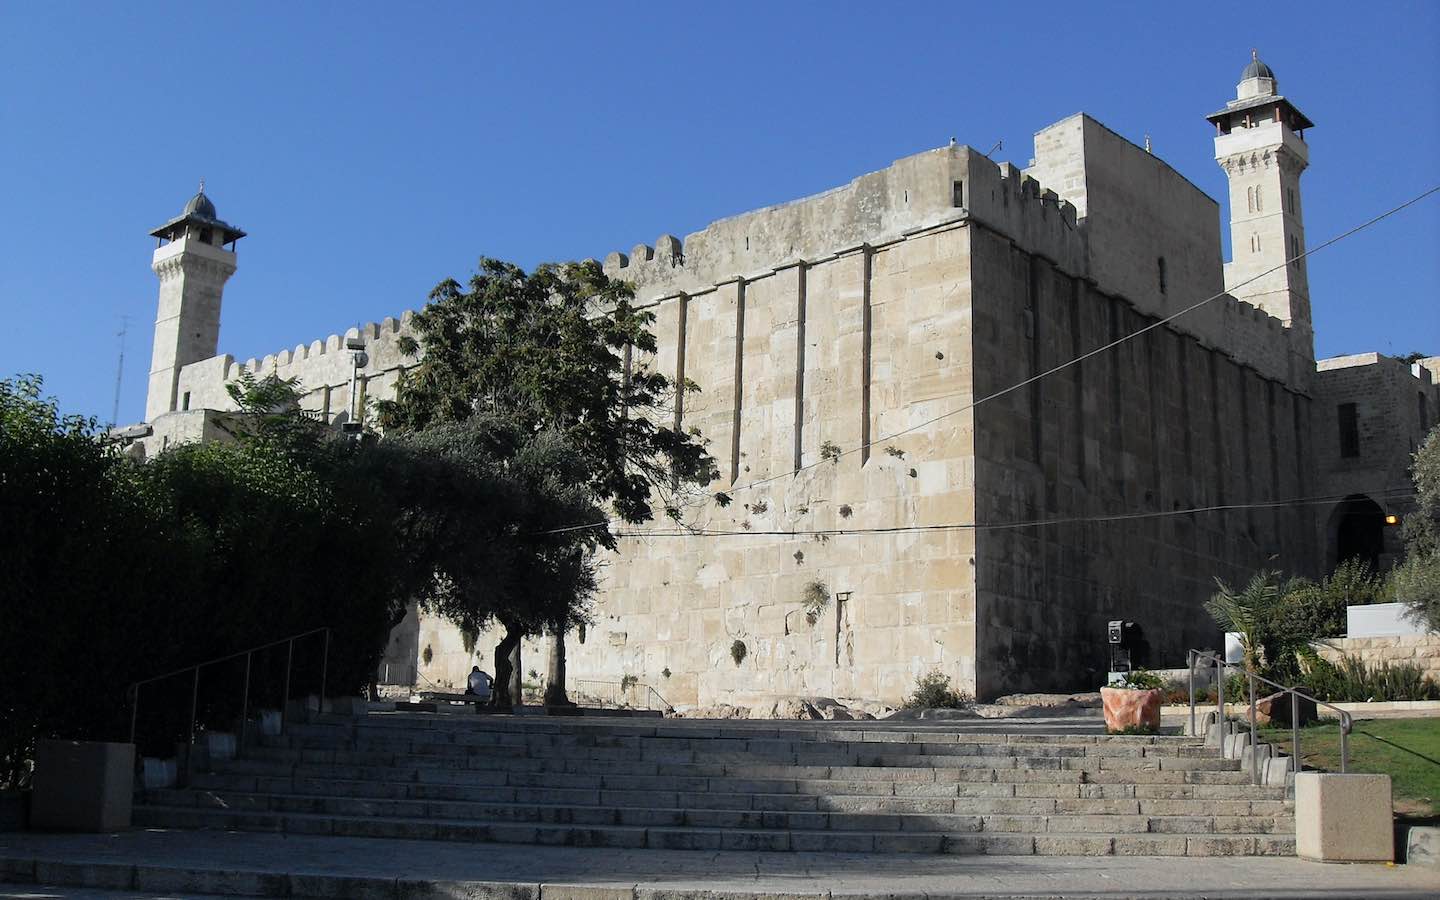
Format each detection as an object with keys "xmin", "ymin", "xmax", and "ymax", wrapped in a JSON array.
[
  {"xmin": 1338, "ymin": 402, "xmax": 1360, "ymax": 458},
  {"xmin": 199, "ymin": 227, "xmax": 213, "ymax": 244},
  {"xmin": 1291, "ymin": 234, "xmax": 1301, "ymax": 266},
  {"xmin": 1255, "ymin": 185, "xmax": 1262, "ymax": 212},
  {"xmin": 1157, "ymin": 256, "xmax": 1167, "ymax": 295},
  {"xmin": 1287, "ymin": 188, "xmax": 1296, "ymax": 214},
  {"xmin": 182, "ymin": 391, "xmax": 191, "ymax": 411},
  {"xmin": 1246, "ymin": 186, "xmax": 1254, "ymax": 213},
  {"xmin": 952, "ymin": 180, "xmax": 964, "ymax": 208}
]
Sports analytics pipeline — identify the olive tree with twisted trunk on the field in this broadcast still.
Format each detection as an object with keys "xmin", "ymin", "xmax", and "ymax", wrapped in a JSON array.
[{"xmin": 376, "ymin": 258, "xmax": 718, "ymax": 706}]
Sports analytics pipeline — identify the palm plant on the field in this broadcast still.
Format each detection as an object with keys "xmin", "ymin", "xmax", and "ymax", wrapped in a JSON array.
[{"xmin": 1206, "ymin": 570, "xmax": 1323, "ymax": 679}]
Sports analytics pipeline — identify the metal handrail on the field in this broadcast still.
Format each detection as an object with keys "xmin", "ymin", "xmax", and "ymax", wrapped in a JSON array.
[
  {"xmin": 128, "ymin": 626, "xmax": 331, "ymax": 756},
  {"xmin": 1187, "ymin": 648, "xmax": 1352, "ymax": 784},
  {"xmin": 572, "ymin": 678, "xmax": 673, "ymax": 712}
]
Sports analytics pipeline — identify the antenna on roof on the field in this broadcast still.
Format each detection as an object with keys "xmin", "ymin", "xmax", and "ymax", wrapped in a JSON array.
[
  {"xmin": 984, "ymin": 140, "xmax": 1003, "ymax": 159},
  {"xmin": 111, "ymin": 315, "xmax": 129, "ymax": 426}
]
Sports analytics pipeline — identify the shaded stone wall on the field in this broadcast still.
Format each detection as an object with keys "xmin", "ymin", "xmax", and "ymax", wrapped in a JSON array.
[{"xmin": 968, "ymin": 222, "xmax": 1319, "ymax": 698}]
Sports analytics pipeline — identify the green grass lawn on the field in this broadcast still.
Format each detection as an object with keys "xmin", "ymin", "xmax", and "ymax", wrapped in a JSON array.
[{"xmin": 1260, "ymin": 717, "xmax": 1440, "ymax": 819}]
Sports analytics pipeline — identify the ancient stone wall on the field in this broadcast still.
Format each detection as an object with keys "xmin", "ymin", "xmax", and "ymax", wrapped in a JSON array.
[
  {"xmin": 967, "ymin": 221, "xmax": 1319, "ymax": 698},
  {"xmin": 143, "ymin": 123, "xmax": 1329, "ymax": 708}
]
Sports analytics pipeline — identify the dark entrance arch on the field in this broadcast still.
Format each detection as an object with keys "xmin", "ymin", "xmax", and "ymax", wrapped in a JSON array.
[{"xmin": 1329, "ymin": 494, "xmax": 1386, "ymax": 571}]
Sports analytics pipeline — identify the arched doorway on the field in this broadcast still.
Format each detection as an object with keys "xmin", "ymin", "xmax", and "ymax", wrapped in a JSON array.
[{"xmin": 1329, "ymin": 494, "xmax": 1386, "ymax": 571}]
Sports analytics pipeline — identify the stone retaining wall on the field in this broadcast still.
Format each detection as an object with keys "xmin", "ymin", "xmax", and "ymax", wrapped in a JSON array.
[{"xmin": 1315, "ymin": 633, "xmax": 1440, "ymax": 682}]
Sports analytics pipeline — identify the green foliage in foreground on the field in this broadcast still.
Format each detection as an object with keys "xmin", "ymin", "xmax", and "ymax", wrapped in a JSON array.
[
  {"xmin": 1301, "ymin": 657, "xmax": 1440, "ymax": 703},
  {"xmin": 1261, "ymin": 717, "xmax": 1440, "ymax": 818},
  {"xmin": 1109, "ymin": 669, "xmax": 1165, "ymax": 690},
  {"xmin": 903, "ymin": 669, "xmax": 973, "ymax": 709},
  {"xmin": 0, "ymin": 372, "xmax": 605, "ymax": 789}
]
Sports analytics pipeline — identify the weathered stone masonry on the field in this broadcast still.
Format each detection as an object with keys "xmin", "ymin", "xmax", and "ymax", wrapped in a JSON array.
[{"xmin": 135, "ymin": 59, "xmax": 1436, "ymax": 707}]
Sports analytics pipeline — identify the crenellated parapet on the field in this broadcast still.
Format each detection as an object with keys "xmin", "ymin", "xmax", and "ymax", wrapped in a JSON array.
[{"xmin": 170, "ymin": 308, "xmax": 423, "ymax": 421}]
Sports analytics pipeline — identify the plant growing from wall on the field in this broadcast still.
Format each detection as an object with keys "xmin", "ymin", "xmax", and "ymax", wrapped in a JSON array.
[
  {"xmin": 422, "ymin": 645, "xmax": 433, "ymax": 666},
  {"xmin": 883, "ymin": 446, "xmax": 905, "ymax": 459},
  {"xmin": 838, "ymin": 504, "xmax": 853, "ymax": 519},
  {"xmin": 661, "ymin": 667, "xmax": 671, "ymax": 679},
  {"xmin": 801, "ymin": 580, "xmax": 830, "ymax": 625},
  {"xmin": 730, "ymin": 639, "xmax": 748, "ymax": 666},
  {"xmin": 820, "ymin": 441, "xmax": 842, "ymax": 463},
  {"xmin": 619, "ymin": 674, "xmax": 638, "ymax": 692}
]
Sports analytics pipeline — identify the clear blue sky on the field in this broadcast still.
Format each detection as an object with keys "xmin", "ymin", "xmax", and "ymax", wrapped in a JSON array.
[{"xmin": 2, "ymin": 1, "xmax": 1437, "ymax": 425}]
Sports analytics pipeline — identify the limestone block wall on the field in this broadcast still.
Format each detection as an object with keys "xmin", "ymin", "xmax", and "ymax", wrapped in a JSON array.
[
  {"xmin": 167, "ymin": 312, "xmax": 421, "ymax": 430},
  {"xmin": 967, "ymin": 221, "xmax": 1319, "ymax": 698},
  {"xmin": 1315, "ymin": 634, "xmax": 1440, "ymax": 684},
  {"xmin": 573, "ymin": 218, "xmax": 983, "ymax": 708},
  {"xmin": 1023, "ymin": 114, "xmax": 1307, "ymax": 390}
]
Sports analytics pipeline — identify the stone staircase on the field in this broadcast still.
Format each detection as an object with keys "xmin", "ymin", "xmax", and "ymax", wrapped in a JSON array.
[{"xmin": 135, "ymin": 713, "xmax": 1295, "ymax": 857}]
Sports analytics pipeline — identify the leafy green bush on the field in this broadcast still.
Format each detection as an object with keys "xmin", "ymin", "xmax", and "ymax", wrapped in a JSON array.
[
  {"xmin": 1302, "ymin": 657, "xmax": 1440, "ymax": 703},
  {"xmin": 1109, "ymin": 669, "xmax": 1164, "ymax": 690},
  {"xmin": 903, "ymin": 669, "xmax": 973, "ymax": 709}
]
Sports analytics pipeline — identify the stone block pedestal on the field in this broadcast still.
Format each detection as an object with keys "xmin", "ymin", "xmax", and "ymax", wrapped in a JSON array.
[
  {"xmin": 1295, "ymin": 772, "xmax": 1393, "ymax": 862},
  {"xmin": 31, "ymin": 740, "xmax": 134, "ymax": 832}
]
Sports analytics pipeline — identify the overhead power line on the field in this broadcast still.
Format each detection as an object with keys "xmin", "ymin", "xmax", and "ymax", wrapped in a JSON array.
[{"xmin": 604, "ymin": 488, "xmax": 1416, "ymax": 540}]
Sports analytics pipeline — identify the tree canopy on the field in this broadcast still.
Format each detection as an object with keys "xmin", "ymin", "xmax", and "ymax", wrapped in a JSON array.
[{"xmin": 377, "ymin": 258, "xmax": 717, "ymax": 526}]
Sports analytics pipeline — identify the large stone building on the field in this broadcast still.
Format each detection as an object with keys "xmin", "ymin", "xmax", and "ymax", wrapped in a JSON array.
[{"xmin": 130, "ymin": 57, "xmax": 1438, "ymax": 706}]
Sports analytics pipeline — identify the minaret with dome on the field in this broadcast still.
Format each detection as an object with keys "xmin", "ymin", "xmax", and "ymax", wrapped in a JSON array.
[
  {"xmin": 145, "ymin": 183, "xmax": 245, "ymax": 422},
  {"xmin": 1209, "ymin": 51, "xmax": 1315, "ymax": 356}
]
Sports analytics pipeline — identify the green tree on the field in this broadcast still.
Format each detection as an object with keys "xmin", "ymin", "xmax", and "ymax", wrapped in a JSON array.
[
  {"xmin": 1205, "ymin": 571, "xmax": 1328, "ymax": 681},
  {"xmin": 377, "ymin": 258, "xmax": 718, "ymax": 705},
  {"xmin": 1397, "ymin": 425, "xmax": 1440, "ymax": 632}
]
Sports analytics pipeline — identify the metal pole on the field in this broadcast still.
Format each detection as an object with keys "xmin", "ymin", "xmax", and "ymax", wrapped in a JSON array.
[
  {"xmin": 319, "ymin": 629, "xmax": 330, "ymax": 712},
  {"xmin": 239, "ymin": 651, "xmax": 252, "ymax": 760},
  {"xmin": 129, "ymin": 685, "xmax": 139, "ymax": 746},
  {"xmin": 282, "ymin": 638, "xmax": 295, "ymax": 733},
  {"xmin": 1292, "ymin": 691, "xmax": 1300, "ymax": 777},
  {"xmin": 1340, "ymin": 717, "xmax": 1349, "ymax": 774},
  {"xmin": 188, "ymin": 668, "xmax": 200, "ymax": 747},
  {"xmin": 1187, "ymin": 651, "xmax": 1196, "ymax": 738},
  {"xmin": 1248, "ymin": 672, "xmax": 1258, "ymax": 786},
  {"xmin": 1215, "ymin": 657, "xmax": 1224, "ymax": 757}
]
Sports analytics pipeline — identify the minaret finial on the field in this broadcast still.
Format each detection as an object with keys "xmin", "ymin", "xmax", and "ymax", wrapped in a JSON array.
[
  {"xmin": 198, "ymin": 177, "xmax": 205, "ymax": 194},
  {"xmin": 1251, "ymin": 48, "xmax": 1258, "ymax": 62}
]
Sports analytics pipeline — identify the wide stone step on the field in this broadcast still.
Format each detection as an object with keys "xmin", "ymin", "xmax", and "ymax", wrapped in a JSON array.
[
  {"xmin": 148, "ymin": 786, "xmax": 1295, "ymax": 831},
  {"xmin": 132, "ymin": 804, "xmax": 1294, "ymax": 856},
  {"xmin": 241, "ymin": 745, "xmax": 1241, "ymax": 779},
  {"xmin": 189, "ymin": 770, "xmax": 1289, "ymax": 807},
  {"xmin": 285, "ymin": 719, "xmax": 1195, "ymax": 750},
  {"xmin": 269, "ymin": 728, "xmax": 1215, "ymax": 756},
  {"xmin": 208, "ymin": 757, "xmax": 1257, "ymax": 797}
]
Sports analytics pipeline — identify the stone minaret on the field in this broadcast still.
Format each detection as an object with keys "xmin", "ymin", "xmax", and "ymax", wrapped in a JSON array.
[
  {"xmin": 1210, "ymin": 52, "xmax": 1315, "ymax": 342},
  {"xmin": 145, "ymin": 183, "xmax": 245, "ymax": 422}
]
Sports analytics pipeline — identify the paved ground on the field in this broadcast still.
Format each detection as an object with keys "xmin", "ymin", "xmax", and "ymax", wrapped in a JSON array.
[{"xmin": 2, "ymin": 829, "xmax": 1437, "ymax": 899}]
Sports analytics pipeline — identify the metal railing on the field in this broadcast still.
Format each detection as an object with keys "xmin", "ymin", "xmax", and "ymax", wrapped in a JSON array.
[
  {"xmin": 1187, "ymin": 648, "xmax": 1352, "ymax": 784},
  {"xmin": 571, "ymin": 678, "xmax": 673, "ymax": 712},
  {"xmin": 128, "ymin": 626, "xmax": 331, "ymax": 756}
]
